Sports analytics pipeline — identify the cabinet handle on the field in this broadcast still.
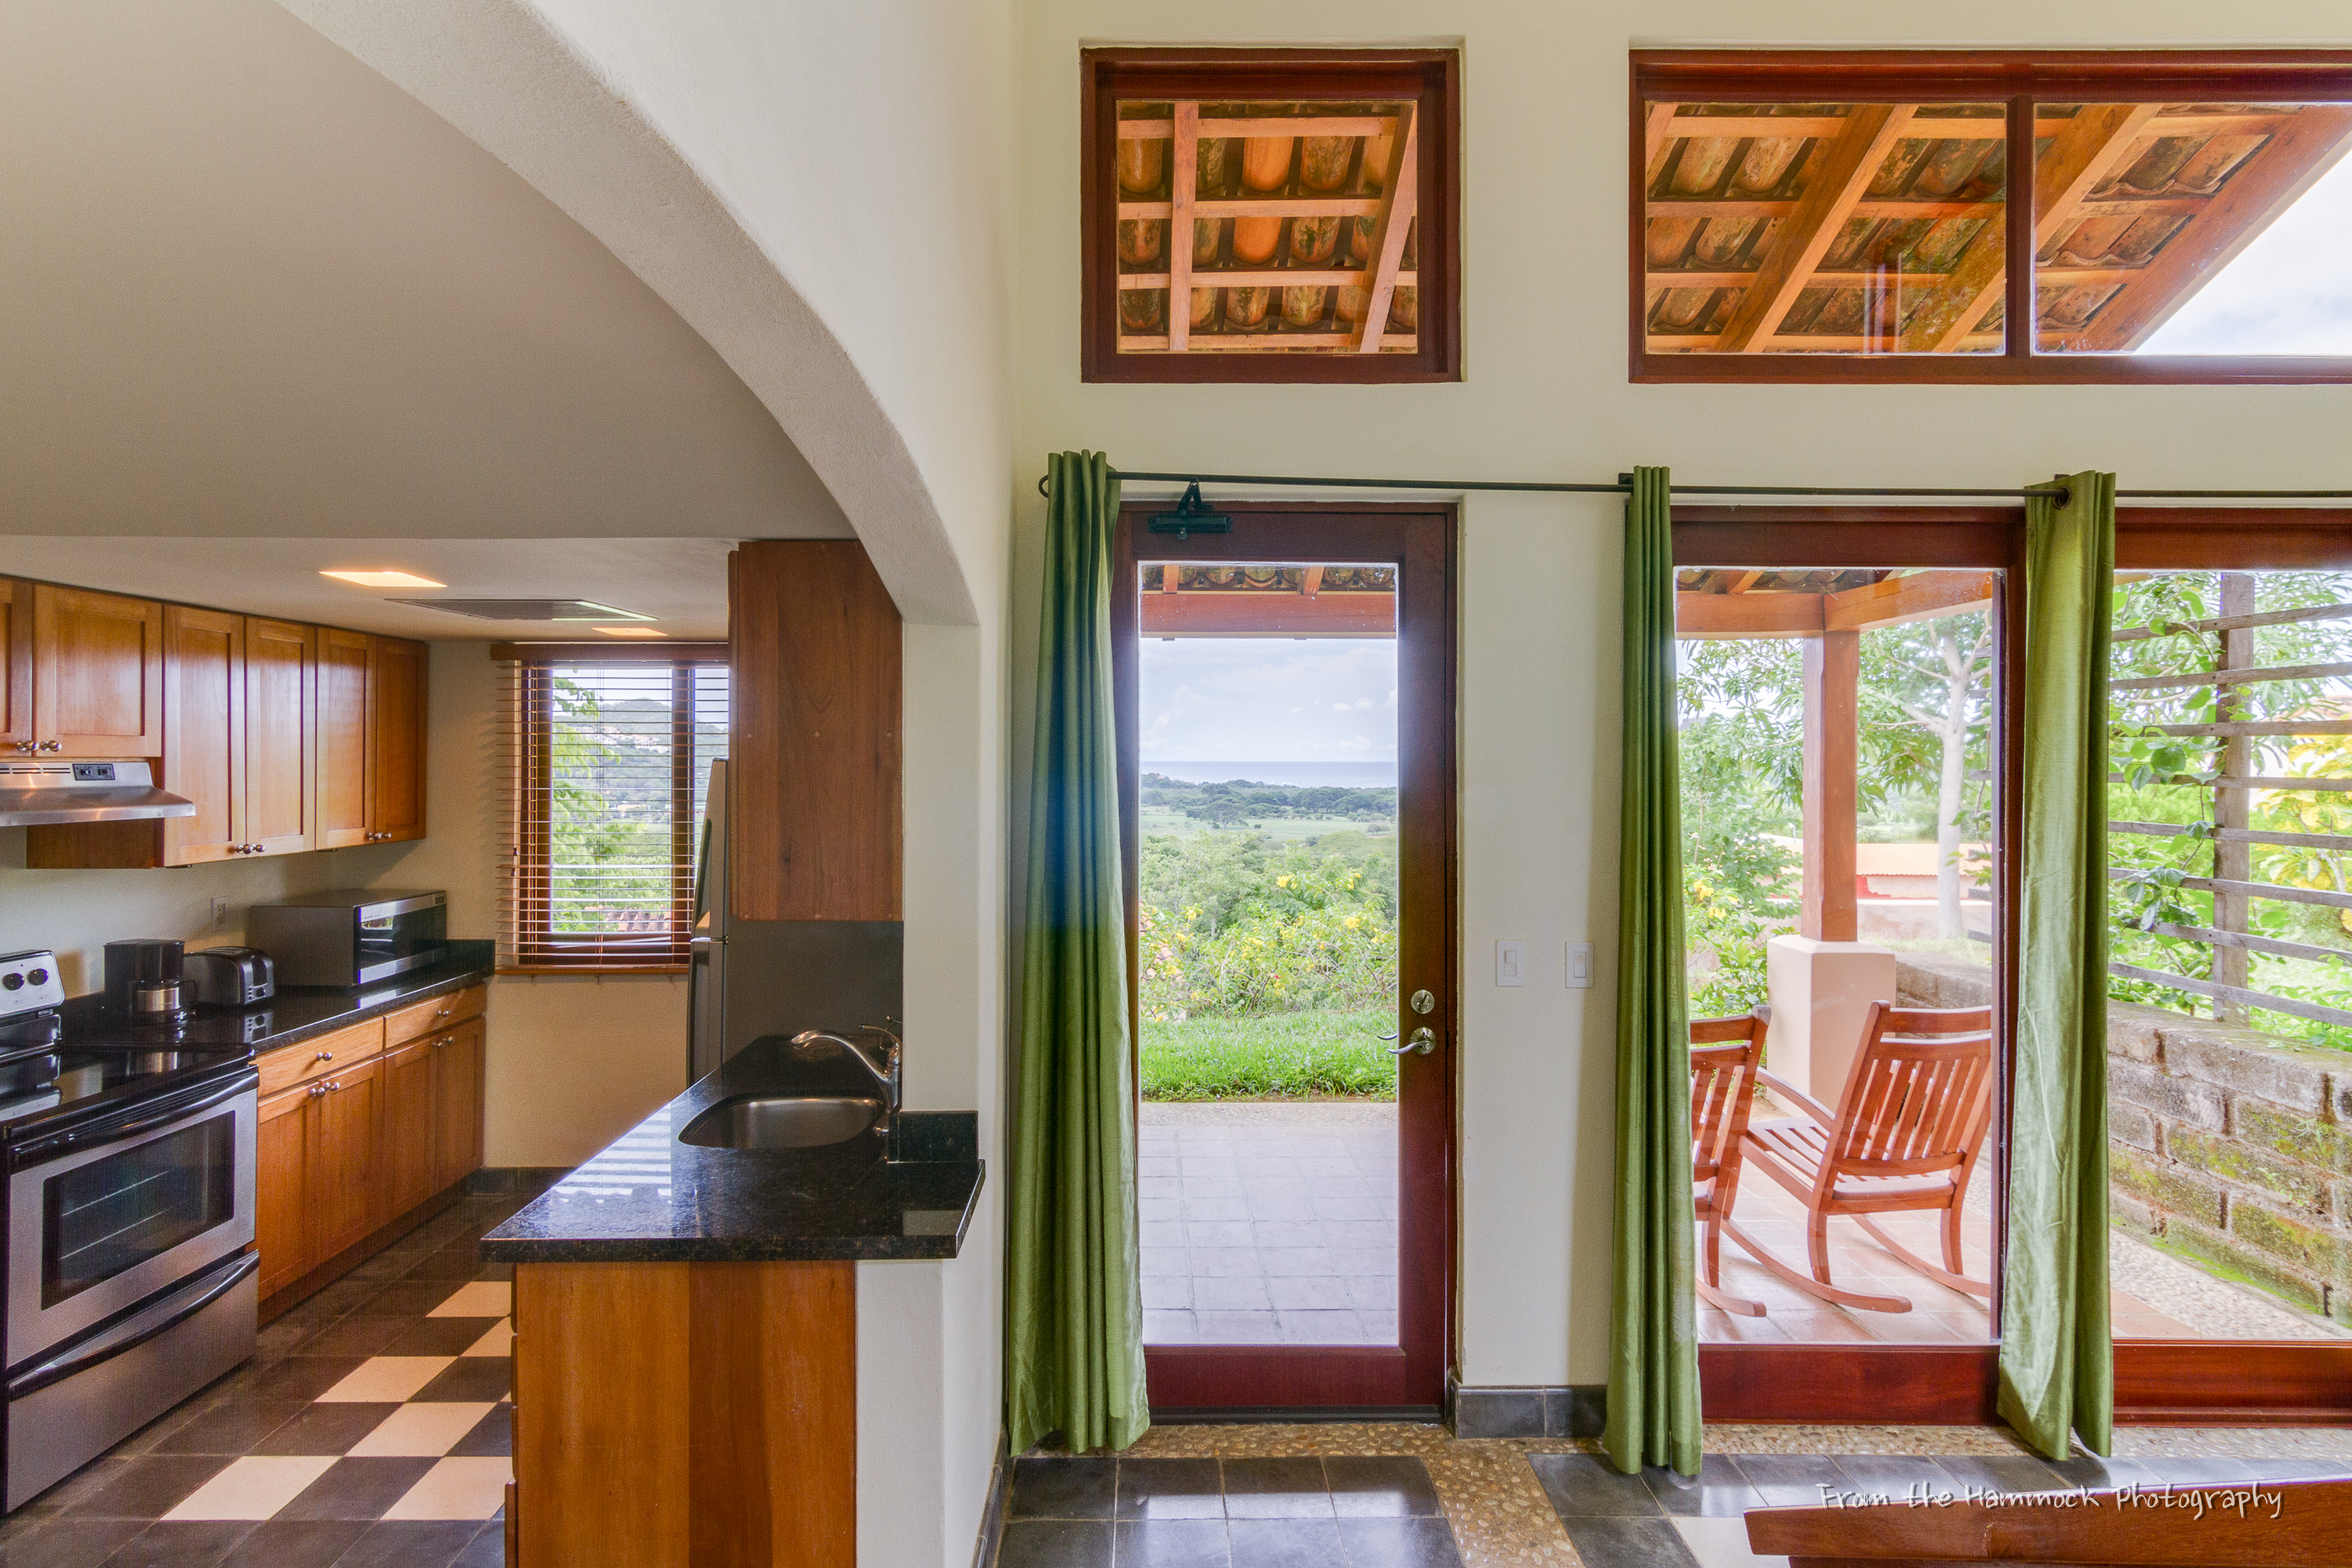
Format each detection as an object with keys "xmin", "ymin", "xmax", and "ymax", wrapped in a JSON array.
[
  {"xmin": 11, "ymin": 742, "xmax": 34, "ymax": 755},
  {"xmin": 38, "ymin": 741, "xmax": 60, "ymax": 753},
  {"xmin": 315, "ymin": 1051, "xmax": 333, "ymax": 1063},
  {"xmin": 308, "ymin": 1083, "xmax": 325, "ymax": 1098}
]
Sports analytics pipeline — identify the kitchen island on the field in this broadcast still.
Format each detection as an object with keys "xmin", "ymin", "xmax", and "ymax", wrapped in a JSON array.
[{"xmin": 481, "ymin": 1039, "xmax": 983, "ymax": 1568}]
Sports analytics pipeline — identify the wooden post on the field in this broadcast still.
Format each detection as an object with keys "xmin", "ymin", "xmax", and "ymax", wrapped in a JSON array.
[
  {"xmin": 1802, "ymin": 630, "xmax": 1860, "ymax": 942},
  {"xmin": 2214, "ymin": 573, "xmax": 2256, "ymax": 1022}
]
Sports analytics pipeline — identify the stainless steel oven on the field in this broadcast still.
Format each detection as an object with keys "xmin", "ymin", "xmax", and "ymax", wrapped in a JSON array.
[{"xmin": 5, "ymin": 1067, "xmax": 257, "ymax": 1508}]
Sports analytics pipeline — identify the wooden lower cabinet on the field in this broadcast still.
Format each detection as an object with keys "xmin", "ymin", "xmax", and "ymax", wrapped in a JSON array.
[
  {"xmin": 433, "ymin": 1018, "xmax": 485, "ymax": 1193},
  {"xmin": 256, "ymin": 1083, "xmax": 315, "ymax": 1299},
  {"xmin": 382, "ymin": 1038, "xmax": 440, "ymax": 1219}
]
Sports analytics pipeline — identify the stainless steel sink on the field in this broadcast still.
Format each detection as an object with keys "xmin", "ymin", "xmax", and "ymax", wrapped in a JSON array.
[{"xmin": 678, "ymin": 1094, "xmax": 884, "ymax": 1150}]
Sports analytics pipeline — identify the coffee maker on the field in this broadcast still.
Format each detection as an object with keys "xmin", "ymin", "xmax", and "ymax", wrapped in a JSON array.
[{"xmin": 103, "ymin": 938, "xmax": 186, "ymax": 1018}]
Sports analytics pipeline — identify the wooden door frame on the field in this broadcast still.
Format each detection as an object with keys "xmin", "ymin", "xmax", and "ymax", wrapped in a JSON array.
[
  {"xmin": 1112, "ymin": 501, "xmax": 1458, "ymax": 1415},
  {"xmin": 1680, "ymin": 503, "xmax": 2352, "ymax": 1425}
]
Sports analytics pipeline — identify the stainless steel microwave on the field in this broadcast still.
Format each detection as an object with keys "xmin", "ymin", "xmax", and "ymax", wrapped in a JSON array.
[{"xmin": 246, "ymin": 891, "xmax": 448, "ymax": 987}]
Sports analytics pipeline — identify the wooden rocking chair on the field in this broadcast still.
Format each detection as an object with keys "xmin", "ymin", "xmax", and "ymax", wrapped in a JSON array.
[
  {"xmin": 1690, "ymin": 1009, "xmax": 1768, "ymax": 1317},
  {"xmin": 1720, "ymin": 1002, "xmax": 1994, "ymax": 1314}
]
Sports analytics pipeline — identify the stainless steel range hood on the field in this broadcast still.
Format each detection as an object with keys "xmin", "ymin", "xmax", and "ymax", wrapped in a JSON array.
[{"xmin": 0, "ymin": 761, "xmax": 198, "ymax": 826}]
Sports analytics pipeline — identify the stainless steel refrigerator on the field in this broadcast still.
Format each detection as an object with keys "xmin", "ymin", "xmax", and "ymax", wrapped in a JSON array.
[{"xmin": 688, "ymin": 758, "xmax": 902, "ymax": 1084}]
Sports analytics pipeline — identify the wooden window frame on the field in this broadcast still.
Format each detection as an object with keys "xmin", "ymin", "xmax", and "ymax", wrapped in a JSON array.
[
  {"xmin": 1081, "ymin": 47, "xmax": 1461, "ymax": 384},
  {"xmin": 1679, "ymin": 506, "xmax": 2352, "ymax": 1425},
  {"xmin": 1632, "ymin": 49, "xmax": 2352, "ymax": 386},
  {"xmin": 501, "ymin": 644, "xmax": 727, "ymax": 976}
]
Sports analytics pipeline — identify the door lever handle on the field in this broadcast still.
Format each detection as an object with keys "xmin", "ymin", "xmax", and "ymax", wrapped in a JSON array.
[
  {"xmin": 1389, "ymin": 1027, "xmax": 1436, "ymax": 1056},
  {"xmin": 1374, "ymin": 1030, "xmax": 1398, "ymax": 1042}
]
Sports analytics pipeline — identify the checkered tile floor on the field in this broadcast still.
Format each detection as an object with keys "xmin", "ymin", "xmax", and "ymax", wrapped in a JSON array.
[{"xmin": 0, "ymin": 1192, "xmax": 532, "ymax": 1568}]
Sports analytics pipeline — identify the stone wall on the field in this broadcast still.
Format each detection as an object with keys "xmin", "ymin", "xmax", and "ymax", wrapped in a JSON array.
[{"xmin": 1893, "ymin": 953, "xmax": 2352, "ymax": 1326}]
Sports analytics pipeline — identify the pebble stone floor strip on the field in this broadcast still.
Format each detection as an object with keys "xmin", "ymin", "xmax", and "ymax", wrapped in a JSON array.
[
  {"xmin": 0, "ymin": 1192, "xmax": 527, "ymax": 1568},
  {"xmin": 1019, "ymin": 1421, "xmax": 2352, "ymax": 1568}
]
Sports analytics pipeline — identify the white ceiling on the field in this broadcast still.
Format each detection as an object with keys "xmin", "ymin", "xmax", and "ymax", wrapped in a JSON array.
[
  {"xmin": 0, "ymin": 0, "xmax": 851, "ymax": 640},
  {"xmin": 0, "ymin": 537, "xmax": 737, "ymax": 641}
]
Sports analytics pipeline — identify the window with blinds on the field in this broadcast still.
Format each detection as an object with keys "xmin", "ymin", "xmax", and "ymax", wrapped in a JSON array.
[{"xmin": 497, "ymin": 650, "xmax": 728, "ymax": 971}]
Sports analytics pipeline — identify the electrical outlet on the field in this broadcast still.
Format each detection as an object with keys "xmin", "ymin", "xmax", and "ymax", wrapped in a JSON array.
[
  {"xmin": 209, "ymin": 897, "xmax": 230, "ymax": 931},
  {"xmin": 1495, "ymin": 940, "xmax": 1525, "ymax": 987},
  {"xmin": 1564, "ymin": 942, "xmax": 1595, "ymax": 989}
]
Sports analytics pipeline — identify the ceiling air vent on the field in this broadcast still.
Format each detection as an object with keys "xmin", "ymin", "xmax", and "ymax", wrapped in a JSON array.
[{"xmin": 385, "ymin": 598, "xmax": 655, "ymax": 622}]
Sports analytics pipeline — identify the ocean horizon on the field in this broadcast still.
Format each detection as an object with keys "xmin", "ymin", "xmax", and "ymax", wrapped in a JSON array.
[{"xmin": 1139, "ymin": 759, "xmax": 1398, "ymax": 788}]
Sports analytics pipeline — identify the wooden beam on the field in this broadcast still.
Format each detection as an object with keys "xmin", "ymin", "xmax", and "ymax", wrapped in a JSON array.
[
  {"xmin": 1119, "ymin": 115, "xmax": 1399, "ymax": 140},
  {"xmin": 1661, "ymin": 110, "xmax": 2285, "ymax": 145},
  {"xmin": 1725, "ymin": 569, "xmax": 1766, "ymax": 594},
  {"xmin": 1822, "ymin": 571, "xmax": 1996, "ymax": 631},
  {"xmin": 2070, "ymin": 106, "xmax": 2352, "ymax": 350},
  {"xmin": 1115, "ymin": 268, "xmax": 1417, "ymax": 290},
  {"xmin": 1714, "ymin": 106, "xmax": 1918, "ymax": 352},
  {"xmin": 1801, "ymin": 630, "xmax": 1860, "ymax": 943},
  {"xmin": 1675, "ymin": 591, "xmax": 1824, "ymax": 638},
  {"xmin": 1647, "ymin": 194, "xmax": 2194, "ymax": 222},
  {"xmin": 1142, "ymin": 590, "xmax": 1394, "ymax": 638},
  {"xmin": 1355, "ymin": 103, "xmax": 1418, "ymax": 353},
  {"xmin": 1167, "ymin": 102, "xmax": 1198, "ymax": 352},
  {"xmin": 1643, "ymin": 100, "xmax": 1678, "ymax": 174},
  {"xmin": 1898, "ymin": 103, "xmax": 2159, "ymax": 353},
  {"xmin": 1299, "ymin": 566, "xmax": 1324, "ymax": 597},
  {"xmin": 1120, "ymin": 196, "xmax": 1383, "ymax": 220},
  {"xmin": 1648, "ymin": 264, "xmax": 2147, "ymax": 291},
  {"xmin": 1119, "ymin": 332, "xmax": 1419, "ymax": 352}
]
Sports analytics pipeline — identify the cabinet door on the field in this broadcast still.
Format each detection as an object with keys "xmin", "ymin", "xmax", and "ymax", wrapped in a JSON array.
[
  {"xmin": 381, "ymin": 1038, "xmax": 439, "ymax": 1219},
  {"xmin": 313, "ymin": 1054, "xmax": 385, "ymax": 1262},
  {"xmin": 368, "ymin": 637, "xmax": 427, "ymax": 842},
  {"xmin": 256, "ymin": 1084, "xmax": 315, "ymax": 1299},
  {"xmin": 245, "ymin": 618, "xmax": 314, "ymax": 855},
  {"xmin": 0, "ymin": 579, "xmax": 29, "ymax": 751},
  {"xmin": 162, "ymin": 606, "xmax": 244, "ymax": 866},
  {"xmin": 33, "ymin": 585, "xmax": 164, "ymax": 757},
  {"xmin": 316, "ymin": 627, "xmax": 371, "ymax": 848},
  {"xmin": 434, "ymin": 1016, "xmax": 486, "ymax": 1193}
]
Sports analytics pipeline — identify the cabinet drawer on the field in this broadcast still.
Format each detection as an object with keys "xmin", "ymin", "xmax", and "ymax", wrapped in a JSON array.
[
  {"xmin": 383, "ymin": 985, "xmax": 485, "ymax": 1046},
  {"xmin": 259, "ymin": 1018, "xmax": 385, "ymax": 1097}
]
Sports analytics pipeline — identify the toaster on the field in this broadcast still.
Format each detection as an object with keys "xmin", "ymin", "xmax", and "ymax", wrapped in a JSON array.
[{"xmin": 183, "ymin": 946, "xmax": 275, "ymax": 1007}]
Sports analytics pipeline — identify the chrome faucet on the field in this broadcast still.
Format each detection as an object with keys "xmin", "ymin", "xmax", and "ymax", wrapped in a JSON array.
[{"xmin": 789, "ymin": 1023, "xmax": 902, "ymax": 1114}]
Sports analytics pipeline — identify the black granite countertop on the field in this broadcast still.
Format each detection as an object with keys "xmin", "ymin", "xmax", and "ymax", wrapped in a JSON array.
[
  {"xmin": 53, "ymin": 940, "xmax": 497, "ymax": 1056},
  {"xmin": 481, "ymin": 1037, "xmax": 984, "ymax": 1264}
]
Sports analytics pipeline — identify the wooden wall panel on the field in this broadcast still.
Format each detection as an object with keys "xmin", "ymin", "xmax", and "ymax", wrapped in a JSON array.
[{"xmin": 728, "ymin": 541, "xmax": 902, "ymax": 921}]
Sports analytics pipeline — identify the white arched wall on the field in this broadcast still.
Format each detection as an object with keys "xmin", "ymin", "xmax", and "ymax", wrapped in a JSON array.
[{"xmin": 270, "ymin": 8, "xmax": 1018, "ymax": 1566}]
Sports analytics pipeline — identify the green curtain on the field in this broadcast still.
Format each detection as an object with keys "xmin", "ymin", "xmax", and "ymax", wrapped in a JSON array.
[
  {"xmin": 1998, "ymin": 470, "xmax": 2117, "ymax": 1461},
  {"xmin": 1605, "ymin": 466, "xmax": 1703, "ymax": 1477},
  {"xmin": 1007, "ymin": 451, "xmax": 1149, "ymax": 1457}
]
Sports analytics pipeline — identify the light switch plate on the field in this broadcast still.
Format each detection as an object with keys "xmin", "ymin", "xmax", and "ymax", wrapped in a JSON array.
[
  {"xmin": 1496, "ymin": 940, "xmax": 1525, "ymax": 987},
  {"xmin": 1564, "ymin": 942, "xmax": 1595, "ymax": 989}
]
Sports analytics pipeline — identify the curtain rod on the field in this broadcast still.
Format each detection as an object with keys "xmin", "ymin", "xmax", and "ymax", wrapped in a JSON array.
[{"xmin": 1033, "ymin": 468, "xmax": 2352, "ymax": 504}]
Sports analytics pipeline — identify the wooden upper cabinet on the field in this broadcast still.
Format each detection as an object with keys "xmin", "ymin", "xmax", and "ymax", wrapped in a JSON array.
[
  {"xmin": 729, "ymin": 541, "xmax": 902, "ymax": 920},
  {"xmin": 161, "ymin": 605, "xmax": 245, "ymax": 866},
  {"xmin": 367, "ymin": 636, "xmax": 427, "ymax": 844},
  {"xmin": 316, "ymin": 627, "xmax": 371, "ymax": 848},
  {"xmin": 245, "ymin": 618, "xmax": 314, "ymax": 855},
  {"xmin": 31, "ymin": 584, "xmax": 163, "ymax": 757},
  {"xmin": 0, "ymin": 579, "xmax": 29, "ymax": 751}
]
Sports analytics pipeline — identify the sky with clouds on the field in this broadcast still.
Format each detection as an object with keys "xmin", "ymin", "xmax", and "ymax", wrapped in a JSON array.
[
  {"xmin": 2141, "ymin": 151, "xmax": 2352, "ymax": 354},
  {"xmin": 1139, "ymin": 637, "xmax": 1396, "ymax": 764}
]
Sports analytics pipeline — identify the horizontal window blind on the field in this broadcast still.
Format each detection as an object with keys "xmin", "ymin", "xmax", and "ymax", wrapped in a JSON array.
[{"xmin": 496, "ymin": 655, "xmax": 728, "ymax": 971}]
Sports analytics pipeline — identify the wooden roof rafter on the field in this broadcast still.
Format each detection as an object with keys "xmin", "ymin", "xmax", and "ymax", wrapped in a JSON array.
[
  {"xmin": 1675, "ymin": 569, "xmax": 1996, "ymax": 639},
  {"xmin": 1355, "ymin": 103, "xmax": 1418, "ymax": 353}
]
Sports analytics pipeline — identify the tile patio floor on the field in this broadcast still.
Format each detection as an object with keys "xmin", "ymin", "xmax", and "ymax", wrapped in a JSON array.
[{"xmin": 1140, "ymin": 1102, "xmax": 1398, "ymax": 1347}]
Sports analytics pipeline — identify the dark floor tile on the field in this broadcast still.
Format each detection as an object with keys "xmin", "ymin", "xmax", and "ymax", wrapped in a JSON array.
[
  {"xmin": 1225, "ymin": 1517, "xmax": 1345, "ymax": 1568},
  {"xmin": 250, "ymin": 1403, "xmax": 401, "ymax": 1457},
  {"xmin": 151, "ymin": 1399, "xmax": 310, "ymax": 1456},
  {"xmin": 96, "ymin": 1521, "xmax": 252, "ymax": 1567},
  {"xmin": 1526, "ymin": 1453, "xmax": 1661, "ymax": 1519},
  {"xmin": 448, "ymin": 1405, "xmax": 512, "ymax": 1458},
  {"xmin": 66, "ymin": 1455, "xmax": 235, "ymax": 1520},
  {"xmin": 1730, "ymin": 1454, "xmax": 1846, "ymax": 1508},
  {"xmin": 1557, "ymin": 1515, "xmax": 1698, "ymax": 1568},
  {"xmin": 24, "ymin": 1455, "xmax": 133, "ymax": 1514},
  {"xmin": 328, "ymin": 1519, "xmax": 479, "ymax": 1568},
  {"xmin": 241, "ymin": 1356, "xmax": 366, "ymax": 1404},
  {"xmin": 1933, "ymin": 1455, "xmax": 2067, "ymax": 1496},
  {"xmin": 278, "ymin": 1279, "xmax": 383, "ymax": 1323},
  {"xmin": 354, "ymin": 1280, "xmax": 461, "ymax": 1317},
  {"xmin": 1325, "ymin": 1457, "xmax": 1440, "ymax": 1518},
  {"xmin": 380, "ymin": 1319, "xmax": 498, "ymax": 1358},
  {"xmin": 343, "ymin": 1253, "xmax": 415, "ymax": 1283},
  {"xmin": 216, "ymin": 1520, "xmax": 368, "ymax": 1568},
  {"xmin": 1221, "ymin": 1458, "xmax": 1333, "ymax": 1520},
  {"xmin": 470, "ymin": 1261, "xmax": 514, "ymax": 1283},
  {"xmin": 295, "ymin": 1316, "xmax": 418, "ymax": 1359},
  {"xmin": 1337, "ymin": 1516, "xmax": 1464, "ymax": 1568},
  {"xmin": 996, "ymin": 1518, "xmax": 1112, "ymax": 1568},
  {"xmin": 1116, "ymin": 1457, "xmax": 1222, "ymax": 1519},
  {"xmin": 402, "ymin": 1249, "xmax": 482, "ymax": 1282},
  {"xmin": 1008, "ymin": 1457, "xmax": 1118, "ymax": 1519},
  {"xmin": 412, "ymin": 1359, "xmax": 511, "ymax": 1404},
  {"xmin": 0, "ymin": 1519, "xmax": 149, "ymax": 1568},
  {"xmin": 274, "ymin": 1457, "xmax": 437, "ymax": 1522},
  {"xmin": 251, "ymin": 1319, "xmax": 318, "ymax": 1363},
  {"xmin": 1113, "ymin": 1519, "xmax": 1231, "ymax": 1567},
  {"xmin": 448, "ymin": 1524, "xmax": 504, "ymax": 1568},
  {"xmin": 1829, "ymin": 1454, "xmax": 1953, "ymax": 1505},
  {"xmin": 1641, "ymin": 1455, "xmax": 1763, "ymax": 1518}
]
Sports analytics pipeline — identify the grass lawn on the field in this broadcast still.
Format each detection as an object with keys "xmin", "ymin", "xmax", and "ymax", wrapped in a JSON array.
[
  {"xmin": 1139, "ymin": 811, "xmax": 1395, "ymax": 844},
  {"xmin": 1140, "ymin": 1007, "xmax": 1396, "ymax": 1100}
]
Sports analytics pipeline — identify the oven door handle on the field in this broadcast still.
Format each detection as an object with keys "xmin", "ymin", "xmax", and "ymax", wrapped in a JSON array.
[
  {"xmin": 5, "ymin": 1250, "xmax": 259, "ymax": 1400},
  {"xmin": 7, "ymin": 1069, "xmax": 258, "ymax": 1168}
]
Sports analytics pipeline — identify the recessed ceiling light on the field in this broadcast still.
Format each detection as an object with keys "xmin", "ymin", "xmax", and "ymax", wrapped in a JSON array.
[
  {"xmin": 593, "ymin": 626, "xmax": 668, "ymax": 638},
  {"xmin": 321, "ymin": 569, "xmax": 445, "ymax": 590}
]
